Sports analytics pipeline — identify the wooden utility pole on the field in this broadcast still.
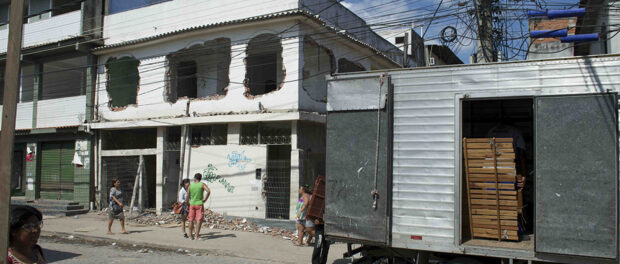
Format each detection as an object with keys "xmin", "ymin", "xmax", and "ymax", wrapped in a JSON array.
[{"xmin": 0, "ymin": 0, "xmax": 25, "ymax": 262}]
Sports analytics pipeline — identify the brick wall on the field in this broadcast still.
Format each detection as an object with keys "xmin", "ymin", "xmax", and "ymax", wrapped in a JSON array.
[{"xmin": 530, "ymin": 18, "xmax": 577, "ymax": 44}]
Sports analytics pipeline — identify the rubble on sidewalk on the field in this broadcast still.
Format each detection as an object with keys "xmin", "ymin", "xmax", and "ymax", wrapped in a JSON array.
[{"xmin": 126, "ymin": 209, "xmax": 296, "ymax": 240}]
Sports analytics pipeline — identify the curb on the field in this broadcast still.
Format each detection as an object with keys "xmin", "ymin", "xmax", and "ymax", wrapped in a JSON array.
[{"xmin": 40, "ymin": 231, "xmax": 289, "ymax": 263}]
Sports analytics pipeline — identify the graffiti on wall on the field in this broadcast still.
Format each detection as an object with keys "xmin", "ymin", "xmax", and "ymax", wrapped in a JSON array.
[
  {"xmin": 203, "ymin": 164, "xmax": 235, "ymax": 193},
  {"xmin": 227, "ymin": 150, "xmax": 251, "ymax": 170}
]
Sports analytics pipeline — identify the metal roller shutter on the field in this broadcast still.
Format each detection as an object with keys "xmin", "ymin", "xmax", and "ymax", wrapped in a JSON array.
[
  {"xmin": 60, "ymin": 143, "xmax": 74, "ymax": 200},
  {"xmin": 39, "ymin": 141, "xmax": 74, "ymax": 200}
]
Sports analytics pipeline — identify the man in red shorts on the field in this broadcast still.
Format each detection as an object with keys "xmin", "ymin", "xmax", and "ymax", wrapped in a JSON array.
[{"xmin": 186, "ymin": 173, "xmax": 211, "ymax": 240}]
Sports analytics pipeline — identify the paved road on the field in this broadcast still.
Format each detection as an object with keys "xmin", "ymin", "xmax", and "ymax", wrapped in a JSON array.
[{"xmin": 39, "ymin": 237, "xmax": 274, "ymax": 264}]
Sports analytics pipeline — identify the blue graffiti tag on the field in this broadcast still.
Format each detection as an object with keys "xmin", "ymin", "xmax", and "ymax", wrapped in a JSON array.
[
  {"xmin": 203, "ymin": 164, "xmax": 235, "ymax": 193},
  {"xmin": 227, "ymin": 150, "xmax": 251, "ymax": 170}
]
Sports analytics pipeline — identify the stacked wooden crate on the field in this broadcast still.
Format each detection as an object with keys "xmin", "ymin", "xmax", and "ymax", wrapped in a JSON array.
[{"xmin": 463, "ymin": 138, "xmax": 520, "ymax": 241}]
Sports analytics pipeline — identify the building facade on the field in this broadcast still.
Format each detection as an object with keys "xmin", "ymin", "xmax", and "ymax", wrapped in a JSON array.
[
  {"xmin": 1, "ymin": 0, "xmax": 103, "ymax": 206},
  {"xmin": 90, "ymin": 0, "xmax": 402, "ymax": 219}
]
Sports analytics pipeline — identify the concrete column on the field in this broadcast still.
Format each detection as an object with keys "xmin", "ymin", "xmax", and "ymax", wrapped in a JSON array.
[
  {"xmin": 85, "ymin": 54, "xmax": 96, "ymax": 122},
  {"xmin": 73, "ymin": 139, "xmax": 91, "ymax": 205},
  {"xmin": 24, "ymin": 143, "xmax": 38, "ymax": 200},
  {"xmin": 181, "ymin": 125, "xmax": 191, "ymax": 179},
  {"xmin": 31, "ymin": 64, "xmax": 42, "ymax": 129},
  {"xmin": 289, "ymin": 120, "xmax": 299, "ymax": 220},
  {"xmin": 95, "ymin": 132, "xmax": 102, "ymax": 209},
  {"xmin": 156, "ymin": 127, "xmax": 165, "ymax": 214},
  {"xmin": 228, "ymin": 123, "xmax": 240, "ymax": 145}
]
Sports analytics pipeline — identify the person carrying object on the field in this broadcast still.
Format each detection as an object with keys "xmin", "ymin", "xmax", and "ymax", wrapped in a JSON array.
[
  {"xmin": 108, "ymin": 178, "xmax": 129, "ymax": 235},
  {"xmin": 294, "ymin": 184, "xmax": 312, "ymax": 246}
]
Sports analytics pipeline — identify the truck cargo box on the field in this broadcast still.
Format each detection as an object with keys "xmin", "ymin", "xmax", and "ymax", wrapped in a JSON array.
[{"xmin": 326, "ymin": 55, "xmax": 620, "ymax": 263}]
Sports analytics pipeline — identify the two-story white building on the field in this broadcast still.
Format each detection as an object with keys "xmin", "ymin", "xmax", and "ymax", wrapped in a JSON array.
[
  {"xmin": 89, "ymin": 0, "xmax": 403, "ymax": 219},
  {"xmin": 1, "ymin": 0, "xmax": 102, "ymax": 207}
]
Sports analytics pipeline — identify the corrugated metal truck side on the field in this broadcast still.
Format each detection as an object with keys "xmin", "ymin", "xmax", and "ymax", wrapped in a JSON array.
[{"xmin": 326, "ymin": 55, "xmax": 620, "ymax": 264}]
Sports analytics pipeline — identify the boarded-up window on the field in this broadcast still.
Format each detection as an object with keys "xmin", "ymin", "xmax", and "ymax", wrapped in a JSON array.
[
  {"xmin": 245, "ymin": 34, "xmax": 284, "ymax": 96},
  {"xmin": 41, "ymin": 56, "xmax": 86, "ymax": 100},
  {"xmin": 106, "ymin": 57, "xmax": 139, "ymax": 108},
  {"xmin": 167, "ymin": 38, "xmax": 231, "ymax": 102},
  {"xmin": 338, "ymin": 58, "xmax": 366, "ymax": 73}
]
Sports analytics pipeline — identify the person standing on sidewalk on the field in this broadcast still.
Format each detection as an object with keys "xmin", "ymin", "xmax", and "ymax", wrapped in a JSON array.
[
  {"xmin": 186, "ymin": 173, "xmax": 211, "ymax": 240},
  {"xmin": 178, "ymin": 179, "xmax": 191, "ymax": 238},
  {"xmin": 294, "ymin": 185, "xmax": 311, "ymax": 246},
  {"xmin": 108, "ymin": 178, "xmax": 129, "ymax": 235}
]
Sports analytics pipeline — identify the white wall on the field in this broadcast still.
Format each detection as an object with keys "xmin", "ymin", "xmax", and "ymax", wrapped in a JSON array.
[
  {"xmin": 300, "ymin": 0, "xmax": 402, "ymax": 63},
  {"xmin": 36, "ymin": 95, "xmax": 86, "ymax": 128},
  {"xmin": 103, "ymin": 0, "xmax": 300, "ymax": 45},
  {"xmin": 0, "ymin": 10, "xmax": 82, "ymax": 53},
  {"xmin": 96, "ymin": 21, "xmax": 301, "ymax": 122},
  {"xmin": 0, "ymin": 102, "xmax": 33, "ymax": 131},
  {"xmin": 298, "ymin": 24, "xmax": 395, "ymax": 113},
  {"xmin": 187, "ymin": 145, "xmax": 267, "ymax": 218}
]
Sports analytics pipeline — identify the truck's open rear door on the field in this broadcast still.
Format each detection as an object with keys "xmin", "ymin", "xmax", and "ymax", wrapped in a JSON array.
[
  {"xmin": 325, "ymin": 75, "xmax": 391, "ymax": 245},
  {"xmin": 535, "ymin": 94, "xmax": 618, "ymax": 259}
]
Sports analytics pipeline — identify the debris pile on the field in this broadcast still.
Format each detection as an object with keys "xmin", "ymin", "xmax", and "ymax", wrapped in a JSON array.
[{"xmin": 127, "ymin": 209, "xmax": 297, "ymax": 240}]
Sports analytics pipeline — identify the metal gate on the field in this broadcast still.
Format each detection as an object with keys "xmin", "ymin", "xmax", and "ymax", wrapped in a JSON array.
[
  {"xmin": 40, "ymin": 141, "xmax": 74, "ymax": 200},
  {"xmin": 265, "ymin": 145, "xmax": 291, "ymax": 219},
  {"xmin": 101, "ymin": 156, "xmax": 140, "ymax": 209}
]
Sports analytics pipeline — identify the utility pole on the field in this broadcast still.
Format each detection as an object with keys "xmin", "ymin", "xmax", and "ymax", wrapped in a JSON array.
[
  {"xmin": 475, "ymin": 0, "xmax": 496, "ymax": 62},
  {"xmin": 0, "ymin": 0, "xmax": 25, "ymax": 262}
]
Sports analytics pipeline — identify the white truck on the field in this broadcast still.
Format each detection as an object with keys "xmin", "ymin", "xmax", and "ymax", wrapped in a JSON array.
[{"xmin": 324, "ymin": 55, "xmax": 620, "ymax": 264}]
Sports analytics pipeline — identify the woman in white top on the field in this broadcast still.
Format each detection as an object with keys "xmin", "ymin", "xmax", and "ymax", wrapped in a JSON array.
[{"xmin": 178, "ymin": 179, "xmax": 191, "ymax": 238}]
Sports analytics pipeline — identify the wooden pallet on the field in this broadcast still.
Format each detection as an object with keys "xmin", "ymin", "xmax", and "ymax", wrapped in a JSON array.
[
  {"xmin": 463, "ymin": 138, "xmax": 520, "ymax": 241},
  {"xmin": 307, "ymin": 174, "xmax": 326, "ymax": 221}
]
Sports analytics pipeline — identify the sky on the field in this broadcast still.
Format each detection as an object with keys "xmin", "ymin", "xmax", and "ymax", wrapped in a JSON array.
[{"xmin": 341, "ymin": 0, "xmax": 582, "ymax": 64}]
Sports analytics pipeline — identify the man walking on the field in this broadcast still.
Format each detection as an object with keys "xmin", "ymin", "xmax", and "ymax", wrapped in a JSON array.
[{"xmin": 186, "ymin": 173, "xmax": 211, "ymax": 240}]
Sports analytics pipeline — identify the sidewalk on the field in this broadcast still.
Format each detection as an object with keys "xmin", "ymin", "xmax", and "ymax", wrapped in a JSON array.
[{"xmin": 41, "ymin": 213, "xmax": 350, "ymax": 264}]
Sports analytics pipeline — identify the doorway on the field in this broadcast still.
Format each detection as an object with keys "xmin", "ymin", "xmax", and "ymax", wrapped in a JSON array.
[
  {"xmin": 101, "ymin": 155, "xmax": 156, "ymax": 209},
  {"xmin": 265, "ymin": 145, "xmax": 291, "ymax": 219},
  {"xmin": 461, "ymin": 98, "xmax": 534, "ymax": 250},
  {"xmin": 39, "ymin": 141, "xmax": 75, "ymax": 200}
]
